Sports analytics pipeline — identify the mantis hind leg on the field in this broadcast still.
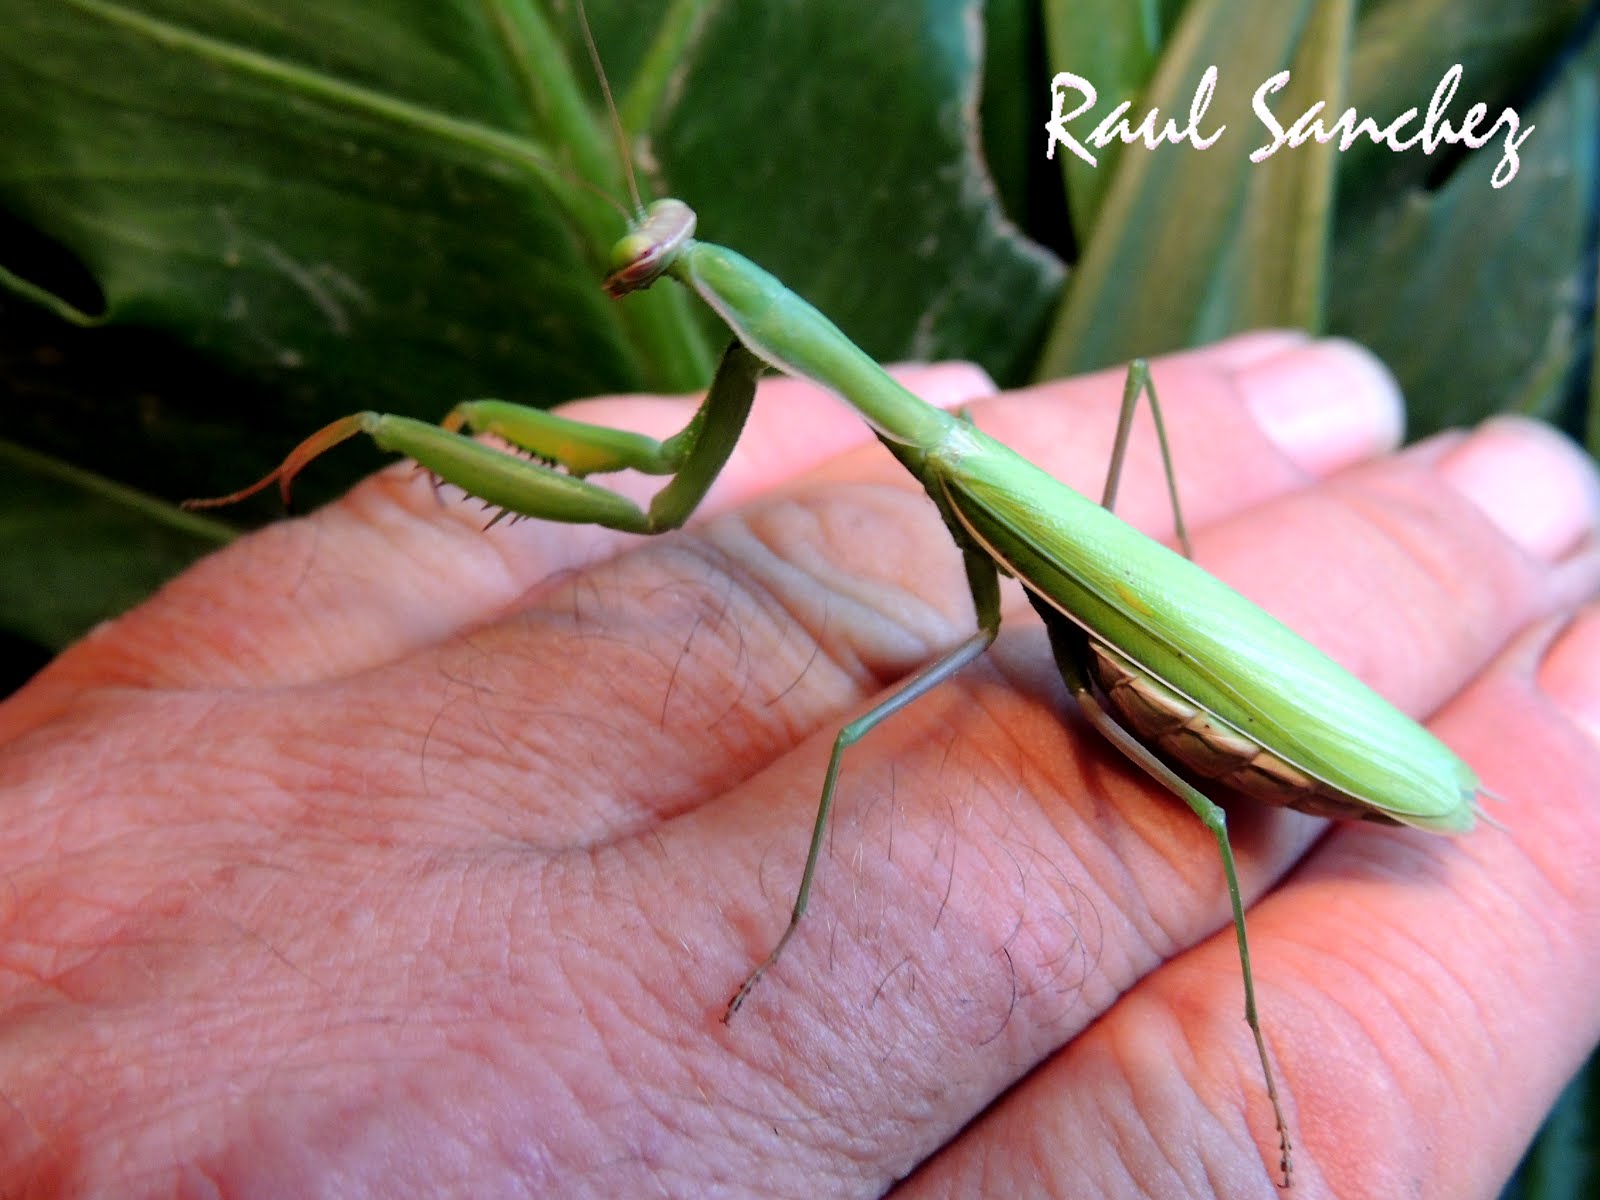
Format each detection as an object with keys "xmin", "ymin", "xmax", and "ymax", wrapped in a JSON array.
[
  {"xmin": 1042, "ymin": 609, "xmax": 1293, "ymax": 1187},
  {"xmin": 1100, "ymin": 360, "xmax": 1194, "ymax": 559}
]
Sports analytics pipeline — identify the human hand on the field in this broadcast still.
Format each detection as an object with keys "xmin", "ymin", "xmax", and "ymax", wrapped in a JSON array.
[{"xmin": 2, "ymin": 333, "xmax": 1597, "ymax": 1198}]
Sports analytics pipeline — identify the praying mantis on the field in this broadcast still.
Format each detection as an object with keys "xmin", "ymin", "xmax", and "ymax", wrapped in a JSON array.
[{"xmin": 184, "ymin": 18, "xmax": 1489, "ymax": 1192}]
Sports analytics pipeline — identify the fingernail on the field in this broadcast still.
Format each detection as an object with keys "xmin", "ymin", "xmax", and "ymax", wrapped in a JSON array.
[
  {"xmin": 1537, "ymin": 605, "xmax": 1600, "ymax": 746},
  {"xmin": 1436, "ymin": 417, "xmax": 1600, "ymax": 561},
  {"xmin": 1237, "ymin": 338, "xmax": 1405, "ymax": 475}
]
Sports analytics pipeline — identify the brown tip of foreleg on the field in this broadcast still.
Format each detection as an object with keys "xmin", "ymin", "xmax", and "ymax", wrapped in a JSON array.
[{"xmin": 182, "ymin": 413, "xmax": 377, "ymax": 511}]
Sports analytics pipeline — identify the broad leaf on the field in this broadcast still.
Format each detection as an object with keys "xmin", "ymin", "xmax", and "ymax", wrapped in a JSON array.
[
  {"xmin": 1330, "ymin": 3, "xmax": 1600, "ymax": 438},
  {"xmin": 0, "ymin": 438, "xmax": 230, "ymax": 649}
]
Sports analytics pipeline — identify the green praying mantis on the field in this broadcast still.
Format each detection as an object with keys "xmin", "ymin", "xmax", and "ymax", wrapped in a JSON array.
[{"xmin": 183, "ymin": 22, "xmax": 1489, "ymax": 1193}]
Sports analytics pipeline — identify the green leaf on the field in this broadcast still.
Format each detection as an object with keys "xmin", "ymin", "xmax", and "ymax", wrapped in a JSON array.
[
  {"xmin": 1339, "ymin": 0, "xmax": 1592, "ymax": 202},
  {"xmin": 1503, "ymin": 1058, "xmax": 1600, "ymax": 1200},
  {"xmin": 1034, "ymin": 0, "xmax": 1333, "ymax": 376},
  {"xmin": 1043, "ymin": 0, "xmax": 1164, "ymax": 232},
  {"xmin": 1328, "ymin": 19, "xmax": 1600, "ymax": 439},
  {"xmin": 0, "ymin": 0, "xmax": 1060, "ymax": 483},
  {"xmin": 1, "ymin": 0, "xmax": 706, "ymax": 400},
  {"xmin": 645, "ymin": 2, "xmax": 1062, "ymax": 381},
  {"xmin": 0, "ymin": 438, "xmax": 230, "ymax": 649}
]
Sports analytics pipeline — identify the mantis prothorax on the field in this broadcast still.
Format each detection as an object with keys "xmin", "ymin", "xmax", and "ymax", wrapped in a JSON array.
[{"xmin": 188, "ymin": 196, "xmax": 1484, "ymax": 1195}]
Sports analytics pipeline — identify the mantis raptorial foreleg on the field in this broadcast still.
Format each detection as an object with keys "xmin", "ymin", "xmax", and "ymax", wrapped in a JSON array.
[{"xmin": 190, "ymin": 341, "xmax": 766, "ymax": 535}]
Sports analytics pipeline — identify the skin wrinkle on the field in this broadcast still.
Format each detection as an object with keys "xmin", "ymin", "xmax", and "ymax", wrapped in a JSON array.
[
  {"xmin": 431, "ymin": 631, "xmax": 533, "ymax": 759},
  {"xmin": 880, "ymin": 745, "xmax": 1083, "ymax": 1034},
  {"xmin": 1442, "ymin": 830, "xmax": 1568, "ymax": 1099},
  {"xmin": 938, "ymin": 776, "xmax": 1060, "ymax": 1025},
  {"xmin": 916, "ymin": 684, "xmax": 1127, "ymax": 1024},
  {"xmin": 1292, "ymin": 780, "xmax": 1593, "ymax": 1164},
  {"xmin": 1150, "ymin": 971, "xmax": 1257, "ymax": 1143},
  {"xmin": 228, "ymin": 1061, "xmax": 483, "ymax": 1195},
  {"xmin": 419, "ymin": 559, "xmax": 774, "ymax": 835},
  {"xmin": 533, "ymin": 841, "xmax": 842, "ymax": 1190},
  {"xmin": 1102, "ymin": 1005, "xmax": 1222, "ymax": 1199},
  {"xmin": 1477, "ymin": 856, "xmax": 1567, "ymax": 1008},
  {"xmin": 633, "ymin": 980, "xmax": 828, "ymax": 1194},
  {"xmin": 419, "ymin": 849, "xmax": 491, "ymax": 981},
  {"xmin": 1059, "ymin": 990, "xmax": 1258, "ymax": 1194},
  {"xmin": 565, "ymin": 558, "xmax": 738, "ymax": 701},
  {"xmin": 1127, "ymin": 814, "xmax": 1226, "ymax": 963},
  {"xmin": 1505, "ymin": 828, "xmax": 1587, "ymax": 968},
  {"xmin": 1490, "ymin": 710, "xmax": 1600, "ymax": 928},
  {"xmin": 1350, "ymin": 920, "xmax": 1440, "ymax": 1099},
  {"xmin": 1082, "ymin": 780, "xmax": 1254, "ymax": 1018},
  {"xmin": 17, "ymin": 697, "xmax": 191, "ymax": 847},
  {"xmin": 233, "ymin": 507, "xmax": 436, "ymax": 686},
  {"xmin": 1273, "ymin": 898, "xmax": 1444, "ymax": 1184},
  {"xmin": 1430, "ymin": 949, "xmax": 1496, "ymax": 1124},
  {"xmin": 569, "ymin": 951, "xmax": 710, "ymax": 1190},
  {"xmin": 657, "ymin": 587, "xmax": 751, "ymax": 735},
  {"xmin": 720, "ymin": 483, "xmax": 966, "ymax": 678},
  {"xmin": 558, "ymin": 532, "xmax": 842, "ymax": 807},
  {"xmin": 633, "ymin": 560, "xmax": 745, "ymax": 710},
  {"xmin": 7, "ymin": 851, "xmax": 177, "ymax": 1005},
  {"xmin": 716, "ymin": 1003, "xmax": 877, "ymax": 1190},
  {"xmin": 1334, "ymin": 488, "xmax": 1501, "ymax": 677},
  {"xmin": 969, "ymin": 829, "xmax": 1079, "ymax": 1017},
  {"xmin": 722, "ymin": 766, "xmax": 1030, "ymax": 1193},
  {"xmin": 364, "ymin": 471, "xmax": 538, "ymax": 604}
]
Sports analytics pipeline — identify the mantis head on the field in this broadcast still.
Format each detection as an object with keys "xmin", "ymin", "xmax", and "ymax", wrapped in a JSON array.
[{"xmin": 603, "ymin": 198, "xmax": 697, "ymax": 297}]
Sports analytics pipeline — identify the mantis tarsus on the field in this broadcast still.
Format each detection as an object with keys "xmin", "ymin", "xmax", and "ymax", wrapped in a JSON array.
[{"xmin": 187, "ymin": 36, "xmax": 1487, "ymax": 1195}]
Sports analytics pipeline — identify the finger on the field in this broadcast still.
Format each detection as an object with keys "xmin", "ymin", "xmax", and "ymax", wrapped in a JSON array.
[
  {"xmin": 590, "ymin": 412, "xmax": 1599, "ymax": 1194},
  {"xmin": 1191, "ymin": 416, "xmax": 1600, "ymax": 715},
  {"xmin": 1173, "ymin": 327, "xmax": 1310, "ymax": 368},
  {"xmin": 1243, "ymin": 609, "xmax": 1600, "ymax": 1196},
  {"xmin": 882, "ymin": 419, "xmax": 1600, "ymax": 1195},
  {"xmin": 1238, "ymin": 606, "xmax": 1600, "ymax": 1194}
]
